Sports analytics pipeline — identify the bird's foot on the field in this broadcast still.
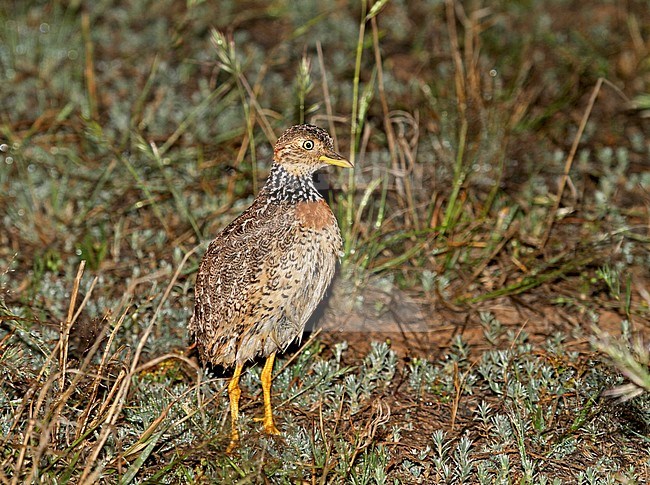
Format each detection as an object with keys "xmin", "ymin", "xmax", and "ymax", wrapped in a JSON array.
[
  {"xmin": 254, "ymin": 416, "xmax": 281, "ymax": 435},
  {"xmin": 225, "ymin": 429, "xmax": 239, "ymax": 454},
  {"xmin": 264, "ymin": 421, "xmax": 281, "ymax": 435},
  {"xmin": 225, "ymin": 439, "xmax": 238, "ymax": 454}
]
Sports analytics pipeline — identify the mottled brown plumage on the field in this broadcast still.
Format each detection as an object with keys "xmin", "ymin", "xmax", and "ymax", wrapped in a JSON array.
[{"xmin": 189, "ymin": 124, "xmax": 353, "ymax": 450}]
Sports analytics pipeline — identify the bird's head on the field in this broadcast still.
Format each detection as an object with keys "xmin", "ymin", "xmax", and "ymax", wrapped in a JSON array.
[{"xmin": 273, "ymin": 124, "xmax": 353, "ymax": 177}]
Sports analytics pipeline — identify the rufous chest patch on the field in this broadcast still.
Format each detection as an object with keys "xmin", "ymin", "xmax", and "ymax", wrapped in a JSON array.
[{"xmin": 295, "ymin": 200, "xmax": 335, "ymax": 230}]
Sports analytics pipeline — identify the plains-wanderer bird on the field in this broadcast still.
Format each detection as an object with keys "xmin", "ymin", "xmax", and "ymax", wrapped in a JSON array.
[{"xmin": 189, "ymin": 124, "xmax": 353, "ymax": 451}]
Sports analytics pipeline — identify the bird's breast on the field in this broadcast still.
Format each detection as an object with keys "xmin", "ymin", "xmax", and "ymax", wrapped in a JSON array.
[{"xmin": 294, "ymin": 200, "xmax": 337, "ymax": 231}]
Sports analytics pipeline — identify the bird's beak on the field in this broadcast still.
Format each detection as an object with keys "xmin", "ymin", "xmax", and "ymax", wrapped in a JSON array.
[{"xmin": 319, "ymin": 150, "xmax": 354, "ymax": 168}]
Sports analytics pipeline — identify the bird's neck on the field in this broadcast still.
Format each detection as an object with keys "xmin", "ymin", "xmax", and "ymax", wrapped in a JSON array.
[{"xmin": 264, "ymin": 163, "xmax": 322, "ymax": 204}]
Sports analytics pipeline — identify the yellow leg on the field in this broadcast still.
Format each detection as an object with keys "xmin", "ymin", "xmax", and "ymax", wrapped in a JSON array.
[
  {"xmin": 261, "ymin": 352, "xmax": 281, "ymax": 435},
  {"xmin": 226, "ymin": 364, "xmax": 243, "ymax": 453}
]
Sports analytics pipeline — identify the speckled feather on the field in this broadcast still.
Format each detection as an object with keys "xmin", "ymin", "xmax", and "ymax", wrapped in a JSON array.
[{"xmin": 190, "ymin": 125, "xmax": 345, "ymax": 367}]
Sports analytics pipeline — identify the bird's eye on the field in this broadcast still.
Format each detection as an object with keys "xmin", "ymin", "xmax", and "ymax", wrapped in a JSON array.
[{"xmin": 302, "ymin": 140, "xmax": 315, "ymax": 150}]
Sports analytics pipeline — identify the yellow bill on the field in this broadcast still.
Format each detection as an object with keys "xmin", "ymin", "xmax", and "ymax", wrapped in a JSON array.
[{"xmin": 319, "ymin": 150, "xmax": 354, "ymax": 168}]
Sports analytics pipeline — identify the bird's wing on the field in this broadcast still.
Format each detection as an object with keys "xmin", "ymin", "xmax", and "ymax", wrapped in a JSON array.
[{"xmin": 190, "ymin": 199, "xmax": 294, "ymax": 362}]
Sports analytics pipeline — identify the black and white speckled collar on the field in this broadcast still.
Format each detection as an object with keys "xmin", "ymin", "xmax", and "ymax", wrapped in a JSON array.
[{"xmin": 264, "ymin": 163, "xmax": 323, "ymax": 204}]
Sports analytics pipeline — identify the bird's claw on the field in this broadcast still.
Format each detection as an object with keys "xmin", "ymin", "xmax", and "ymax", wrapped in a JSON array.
[
  {"xmin": 254, "ymin": 416, "xmax": 281, "ymax": 435},
  {"xmin": 264, "ymin": 422, "xmax": 281, "ymax": 435}
]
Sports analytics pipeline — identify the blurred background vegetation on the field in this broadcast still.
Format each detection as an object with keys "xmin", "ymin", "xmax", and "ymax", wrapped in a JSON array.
[{"xmin": 1, "ymin": 0, "xmax": 649, "ymax": 482}]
